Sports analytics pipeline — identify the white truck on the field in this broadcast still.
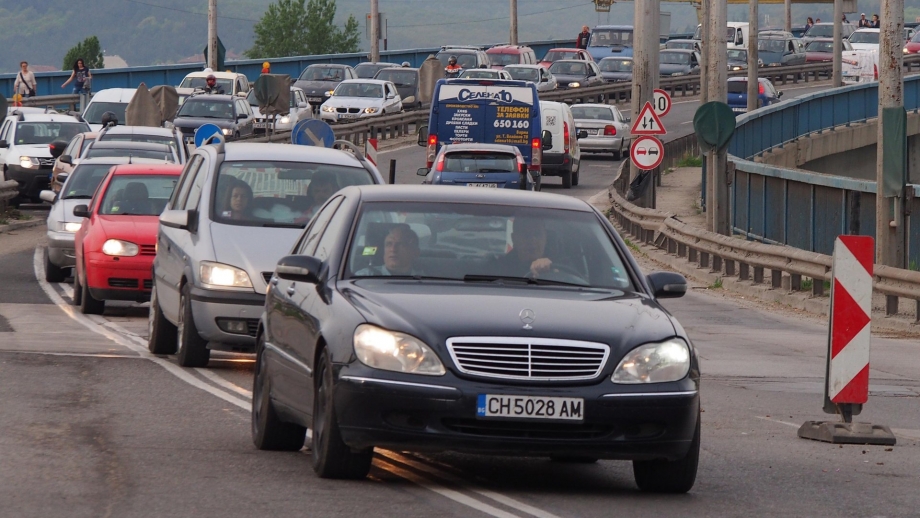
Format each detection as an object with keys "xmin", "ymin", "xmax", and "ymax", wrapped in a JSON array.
[{"xmin": 693, "ymin": 22, "xmax": 751, "ymax": 50}]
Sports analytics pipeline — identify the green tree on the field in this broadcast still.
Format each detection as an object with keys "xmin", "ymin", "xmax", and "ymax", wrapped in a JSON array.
[
  {"xmin": 246, "ymin": 0, "xmax": 361, "ymax": 59},
  {"xmin": 62, "ymin": 36, "xmax": 104, "ymax": 70}
]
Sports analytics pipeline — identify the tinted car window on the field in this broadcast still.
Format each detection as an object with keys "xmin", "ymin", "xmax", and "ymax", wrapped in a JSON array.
[
  {"xmin": 571, "ymin": 106, "xmax": 615, "ymax": 121},
  {"xmin": 374, "ymin": 70, "xmax": 418, "ymax": 87},
  {"xmin": 661, "ymin": 52, "xmax": 691, "ymax": 65},
  {"xmin": 212, "ymin": 160, "xmax": 374, "ymax": 227},
  {"xmin": 727, "ymin": 49, "xmax": 748, "ymax": 60},
  {"xmin": 849, "ymin": 32, "xmax": 879, "ymax": 44},
  {"xmin": 589, "ymin": 29, "xmax": 634, "ymax": 46},
  {"xmin": 85, "ymin": 148, "xmax": 174, "ymax": 161},
  {"xmin": 14, "ymin": 122, "xmax": 88, "ymax": 145},
  {"xmin": 489, "ymin": 53, "xmax": 522, "ymax": 66},
  {"xmin": 806, "ymin": 41, "xmax": 833, "ymax": 52},
  {"xmin": 84, "ymin": 102, "xmax": 128, "ymax": 125},
  {"xmin": 333, "ymin": 83, "xmax": 383, "ymax": 98},
  {"xmin": 171, "ymin": 156, "xmax": 203, "ymax": 209},
  {"xmin": 61, "ymin": 164, "xmax": 114, "ymax": 199},
  {"xmin": 727, "ymin": 81, "xmax": 749, "ymax": 94},
  {"xmin": 599, "ymin": 59, "xmax": 632, "ymax": 72},
  {"xmin": 347, "ymin": 202, "xmax": 633, "ymax": 290},
  {"xmin": 180, "ymin": 77, "xmax": 233, "ymax": 91},
  {"xmin": 297, "ymin": 196, "xmax": 343, "ymax": 256},
  {"xmin": 550, "ymin": 62, "xmax": 587, "ymax": 75},
  {"xmin": 299, "ymin": 66, "xmax": 344, "ymax": 81},
  {"xmin": 99, "ymin": 175, "xmax": 178, "ymax": 216},
  {"xmin": 505, "ymin": 67, "xmax": 540, "ymax": 82},
  {"xmin": 443, "ymin": 152, "xmax": 517, "ymax": 172},
  {"xmin": 177, "ymin": 99, "xmax": 234, "ymax": 119}
]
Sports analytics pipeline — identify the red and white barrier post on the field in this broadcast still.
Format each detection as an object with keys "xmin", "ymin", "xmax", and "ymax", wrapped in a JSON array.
[
  {"xmin": 364, "ymin": 138, "xmax": 378, "ymax": 168},
  {"xmin": 798, "ymin": 236, "xmax": 896, "ymax": 445}
]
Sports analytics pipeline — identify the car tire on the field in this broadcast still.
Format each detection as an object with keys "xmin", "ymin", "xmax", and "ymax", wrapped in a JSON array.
[
  {"xmin": 312, "ymin": 348, "xmax": 373, "ymax": 479},
  {"xmin": 632, "ymin": 414, "xmax": 700, "ymax": 493},
  {"xmin": 572, "ymin": 166, "xmax": 579, "ymax": 186},
  {"xmin": 147, "ymin": 282, "xmax": 178, "ymax": 355},
  {"xmin": 562, "ymin": 169, "xmax": 572, "ymax": 189},
  {"xmin": 252, "ymin": 334, "xmax": 307, "ymax": 451},
  {"xmin": 176, "ymin": 283, "xmax": 210, "ymax": 368},
  {"xmin": 550, "ymin": 455, "xmax": 598, "ymax": 463},
  {"xmin": 72, "ymin": 268, "xmax": 84, "ymax": 306},
  {"xmin": 44, "ymin": 248, "xmax": 66, "ymax": 283},
  {"xmin": 79, "ymin": 268, "xmax": 105, "ymax": 315}
]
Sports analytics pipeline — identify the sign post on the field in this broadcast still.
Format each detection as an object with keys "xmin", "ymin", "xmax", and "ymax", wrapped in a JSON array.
[{"xmin": 652, "ymin": 89, "xmax": 672, "ymax": 117}]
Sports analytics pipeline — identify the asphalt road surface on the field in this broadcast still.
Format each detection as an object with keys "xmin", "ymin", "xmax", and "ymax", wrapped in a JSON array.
[{"xmin": 3, "ymin": 81, "xmax": 918, "ymax": 516}]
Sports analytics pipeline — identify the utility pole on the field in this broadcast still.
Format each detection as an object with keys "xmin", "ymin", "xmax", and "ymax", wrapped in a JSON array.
[
  {"xmin": 510, "ymin": 0, "xmax": 519, "ymax": 45},
  {"xmin": 706, "ymin": 0, "xmax": 729, "ymax": 234},
  {"xmin": 699, "ymin": 1, "xmax": 709, "ymax": 105},
  {"xmin": 832, "ymin": 0, "xmax": 842, "ymax": 86},
  {"xmin": 370, "ymin": 0, "xmax": 380, "ymax": 63},
  {"xmin": 629, "ymin": 0, "xmax": 660, "ymax": 208},
  {"xmin": 876, "ymin": 0, "xmax": 907, "ymax": 275},
  {"xmin": 747, "ymin": 0, "xmax": 759, "ymax": 112},
  {"xmin": 784, "ymin": 0, "xmax": 792, "ymax": 32},
  {"xmin": 208, "ymin": 0, "xmax": 218, "ymax": 70}
]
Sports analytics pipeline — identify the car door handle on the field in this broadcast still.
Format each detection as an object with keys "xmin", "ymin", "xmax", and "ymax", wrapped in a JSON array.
[
  {"xmin": 271, "ymin": 277, "xmax": 278, "ymax": 286},
  {"xmin": 286, "ymin": 285, "xmax": 296, "ymax": 296}
]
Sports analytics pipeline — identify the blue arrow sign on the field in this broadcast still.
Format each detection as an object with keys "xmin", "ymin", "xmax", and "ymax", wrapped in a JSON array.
[
  {"xmin": 194, "ymin": 124, "xmax": 224, "ymax": 147},
  {"xmin": 292, "ymin": 119, "xmax": 335, "ymax": 147}
]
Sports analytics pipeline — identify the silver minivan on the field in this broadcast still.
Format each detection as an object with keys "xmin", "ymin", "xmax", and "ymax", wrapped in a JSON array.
[{"xmin": 148, "ymin": 142, "xmax": 385, "ymax": 367}]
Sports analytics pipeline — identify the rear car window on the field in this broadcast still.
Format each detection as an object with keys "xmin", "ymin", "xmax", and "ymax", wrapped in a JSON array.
[{"xmin": 443, "ymin": 152, "xmax": 517, "ymax": 173}]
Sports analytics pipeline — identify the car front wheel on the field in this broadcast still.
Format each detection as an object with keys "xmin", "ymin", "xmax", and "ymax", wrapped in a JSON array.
[
  {"xmin": 632, "ymin": 413, "xmax": 700, "ymax": 493},
  {"xmin": 312, "ymin": 349, "xmax": 373, "ymax": 479}
]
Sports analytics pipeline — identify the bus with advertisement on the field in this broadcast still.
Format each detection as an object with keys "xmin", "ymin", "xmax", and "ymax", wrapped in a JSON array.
[{"xmin": 419, "ymin": 79, "xmax": 544, "ymax": 181}]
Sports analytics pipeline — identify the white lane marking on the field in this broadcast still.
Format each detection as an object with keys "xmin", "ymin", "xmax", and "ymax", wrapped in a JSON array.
[
  {"xmin": 33, "ymin": 247, "xmax": 251, "ymax": 412},
  {"xmin": 0, "ymin": 350, "xmax": 146, "ymax": 360},
  {"xmin": 57, "ymin": 282, "xmax": 74, "ymax": 299},
  {"xmin": 378, "ymin": 450, "xmax": 562, "ymax": 518},
  {"xmin": 196, "ymin": 367, "xmax": 253, "ymax": 399},
  {"xmin": 755, "ymin": 416, "xmax": 801, "ymax": 428},
  {"xmin": 374, "ymin": 458, "xmax": 522, "ymax": 518}
]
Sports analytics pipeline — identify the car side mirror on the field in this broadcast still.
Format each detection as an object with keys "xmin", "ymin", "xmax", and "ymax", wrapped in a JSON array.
[
  {"xmin": 73, "ymin": 204, "xmax": 90, "ymax": 218},
  {"xmin": 60, "ymin": 155, "xmax": 73, "ymax": 165},
  {"xmin": 542, "ymin": 129, "xmax": 553, "ymax": 150},
  {"xmin": 417, "ymin": 167, "xmax": 429, "ymax": 176},
  {"xmin": 298, "ymin": 102, "xmax": 308, "ymax": 109},
  {"xmin": 647, "ymin": 271, "xmax": 687, "ymax": 299},
  {"xmin": 276, "ymin": 255, "xmax": 324, "ymax": 284},
  {"xmin": 49, "ymin": 140, "xmax": 69, "ymax": 158},
  {"xmin": 577, "ymin": 130, "xmax": 588, "ymax": 139},
  {"xmin": 237, "ymin": 113, "xmax": 247, "ymax": 119},
  {"xmin": 56, "ymin": 172, "xmax": 70, "ymax": 184},
  {"xmin": 777, "ymin": 91, "xmax": 784, "ymax": 98},
  {"xmin": 0, "ymin": 140, "xmax": 7, "ymax": 148},
  {"xmin": 160, "ymin": 209, "xmax": 196, "ymax": 231},
  {"xmin": 417, "ymin": 125, "xmax": 429, "ymax": 146},
  {"xmin": 40, "ymin": 190, "xmax": 57, "ymax": 204}
]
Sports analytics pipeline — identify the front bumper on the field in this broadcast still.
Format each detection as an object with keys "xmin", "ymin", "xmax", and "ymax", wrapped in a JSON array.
[
  {"xmin": 6, "ymin": 164, "xmax": 52, "ymax": 198},
  {"xmin": 47, "ymin": 230, "xmax": 76, "ymax": 268},
  {"xmin": 320, "ymin": 111, "xmax": 379, "ymax": 124},
  {"xmin": 85, "ymin": 252, "xmax": 155, "ymax": 302},
  {"xmin": 334, "ymin": 364, "xmax": 699, "ymax": 461},
  {"xmin": 579, "ymin": 135, "xmax": 625, "ymax": 153},
  {"xmin": 189, "ymin": 285, "xmax": 265, "ymax": 350}
]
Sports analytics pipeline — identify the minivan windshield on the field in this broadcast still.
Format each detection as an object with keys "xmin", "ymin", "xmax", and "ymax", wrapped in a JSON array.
[
  {"xmin": 179, "ymin": 77, "xmax": 233, "ymax": 91},
  {"xmin": 849, "ymin": 31, "xmax": 879, "ymax": 44},
  {"xmin": 489, "ymin": 53, "xmax": 522, "ymax": 66},
  {"xmin": 346, "ymin": 202, "xmax": 633, "ymax": 290},
  {"xmin": 588, "ymin": 29, "xmax": 633, "ymax": 47},
  {"xmin": 13, "ymin": 122, "xmax": 88, "ymax": 145},
  {"xmin": 661, "ymin": 51, "xmax": 691, "ymax": 65},
  {"xmin": 83, "ymin": 102, "xmax": 129, "ymax": 125},
  {"xmin": 599, "ymin": 58, "xmax": 632, "ymax": 72},
  {"xmin": 374, "ymin": 69, "xmax": 418, "ymax": 87},
  {"xmin": 299, "ymin": 66, "xmax": 346, "ymax": 82},
  {"xmin": 212, "ymin": 161, "xmax": 375, "ymax": 227},
  {"xmin": 549, "ymin": 61, "xmax": 587, "ymax": 75},
  {"xmin": 505, "ymin": 67, "xmax": 540, "ymax": 81}
]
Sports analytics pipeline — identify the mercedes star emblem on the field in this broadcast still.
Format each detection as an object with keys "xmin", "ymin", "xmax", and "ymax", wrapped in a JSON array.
[{"xmin": 519, "ymin": 308, "xmax": 535, "ymax": 330}]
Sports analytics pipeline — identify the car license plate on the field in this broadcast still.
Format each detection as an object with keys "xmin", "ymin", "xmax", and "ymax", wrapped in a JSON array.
[
  {"xmin": 477, "ymin": 394, "xmax": 584, "ymax": 420},
  {"xmin": 732, "ymin": 107, "xmax": 746, "ymax": 113},
  {"xmin": 467, "ymin": 183, "xmax": 498, "ymax": 188},
  {"xmin": 581, "ymin": 128, "xmax": 598, "ymax": 135},
  {"xmin": 253, "ymin": 122, "xmax": 268, "ymax": 129},
  {"xmin": 307, "ymin": 97, "xmax": 323, "ymax": 102},
  {"xmin": 339, "ymin": 113, "xmax": 358, "ymax": 119}
]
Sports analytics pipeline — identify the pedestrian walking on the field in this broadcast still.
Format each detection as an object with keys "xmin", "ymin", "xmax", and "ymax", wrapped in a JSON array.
[
  {"xmin": 61, "ymin": 58, "xmax": 92, "ymax": 94},
  {"xmin": 576, "ymin": 25, "xmax": 591, "ymax": 50},
  {"xmin": 858, "ymin": 13, "xmax": 870, "ymax": 27},
  {"xmin": 14, "ymin": 61, "xmax": 37, "ymax": 98}
]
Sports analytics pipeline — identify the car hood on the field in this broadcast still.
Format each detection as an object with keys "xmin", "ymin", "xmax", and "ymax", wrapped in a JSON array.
[
  {"xmin": 294, "ymin": 80, "xmax": 340, "ymax": 96},
  {"xmin": 340, "ymin": 281, "xmax": 679, "ymax": 360},
  {"xmin": 552, "ymin": 73, "xmax": 590, "ymax": 84},
  {"xmin": 601, "ymin": 72, "xmax": 632, "ymax": 81},
  {"xmin": 172, "ymin": 117, "xmax": 235, "ymax": 130},
  {"xmin": 96, "ymin": 215, "xmax": 160, "ymax": 244},
  {"xmin": 209, "ymin": 222, "xmax": 303, "ymax": 291},
  {"xmin": 15, "ymin": 144, "xmax": 52, "ymax": 158},
  {"xmin": 660, "ymin": 63, "xmax": 692, "ymax": 75},
  {"xmin": 322, "ymin": 97, "xmax": 386, "ymax": 109}
]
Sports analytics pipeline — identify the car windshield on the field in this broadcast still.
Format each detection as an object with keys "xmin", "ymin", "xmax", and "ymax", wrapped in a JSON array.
[
  {"xmin": 505, "ymin": 67, "xmax": 540, "ymax": 81},
  {"xmin": 85, "ymin": 147, "xmax": 175, "ymax": 162},
  {"xmin": 333, "ymin": 83, "xmax": 383, "ymax": 98},
  {"xmin": 571, "ymin": 106, "xmax": 615, "ymax": 121},
  {"xmin": 176, "ymin": 100, "xmax": 234, "ymax": 119},
  {"xmin": 83, "ymin": 102, "xmax": 129, "ymax": 125},
  {"xmin": 460, "ymin": 70, "xmax": 500, "ymax": 79},
  {"xmin": 849, "ymin": 31, "xmax": 879, "ymax": 44},
  {"xmin": 98, "ymin": 133, "xmax": 177, "ymax": 147},
  {"xmin": 98, "ymin": 175, "xmax": 177, "ymax": 216},
  {"xmin": 489, "ymin": 53, "xmax": 522, "ymax": 66},
  {"xmin": 911, "ymin": 31, "xmax": 920, "ymax": 43},
  {"xmin": 758, "ymin": 39, "xmax": 787, "ymax": 53},
  {"xmin": 727, "ymin": 81, "xmax": 750, "ymax": 94},
  {"xmin": 599, "ymin": 59, "xmax": 632, "ymax": 72},
  {"xmin": 804, "ymin": 24, "xmax": 834, "ymax": 37},
  {"xmin": 727, "ymin": 49, "xmax": 748, "ymax": 61},
  {"xmin": 374, "ymin": 70, "xmax": 418, "ymax": 87},
  {"xmin": 13, "ymin": 122, "xmax": 88, "ymax": 145},
  {"xmin": 346, "ymin": 202, "xmax": 634, "ymax": 290},
  {"xmin": 355, "ymin": 63, "xmax": 391, "ymax": 79},
  {"xmin": 442, "ymin": 152, "xmax": 518, "ymax": 173},
  {"xmin": 299, "ymin": 66, "xmax": 345, "ymax": 82},
  {"xmin": 212, "ymin": 160, "xmax": 374, "ymax": 228},
  {"xmin": 61, "ymin": 163, "xmax": 115, "ymax": 199},
  {"xmin": 667, "ymin": 41, "xmax": 695, "ymax": 50},
  {"xmin": 588, "ymin": 29, "xmax": 633, "ymax": 47},
  {"xmin": 179, "ymin": 77, "xmax": 233, "ymax": 91},
  {"xmin": 549, "ymin": 62, "xmax": 587, "ymax": 75},
  {"xmin": 436, "ymin": 52, "xmax": 479, "ymax": 69},
  {"xmin": 661, "ymin": 52, "xmax": 691, "ymax": 65},
  {"xmin": 541, "ymin": 51, "xmax": 577, "ymax": 63},
  {"xmin": 806, "ymin": 41, "xmax": 834, "ymax": 52}
]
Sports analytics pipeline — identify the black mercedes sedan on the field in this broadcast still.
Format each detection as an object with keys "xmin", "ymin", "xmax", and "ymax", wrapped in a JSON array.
[{"xmin": 252, "ymin": 185, "xmax": 700, "ymax": 493}]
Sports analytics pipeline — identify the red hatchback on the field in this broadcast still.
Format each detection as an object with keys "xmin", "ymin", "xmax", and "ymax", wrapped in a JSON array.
[{"xmin": 72, "ymin": 164, "xmax": 183, "ymax": 314}]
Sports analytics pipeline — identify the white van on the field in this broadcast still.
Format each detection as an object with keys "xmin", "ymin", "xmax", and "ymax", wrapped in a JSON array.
[
  {"xmin": 82, "ymin": 88, "xmax": 137, "ymax": 131},
  {"xmin": 693, "ymin": 22, "xmax": 750, "ymax": 50},
  {"xmin": 539, "ymin": 100, "xmax": 581, "ymax": 189},
  {"xmin": 842, "ymin": 50, "xmax": 878, "ymax": 85}
]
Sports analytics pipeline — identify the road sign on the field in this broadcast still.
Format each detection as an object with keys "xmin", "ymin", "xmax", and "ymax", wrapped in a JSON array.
[
  {"xmin": 630, "ymin": 102, "xmax": 666, "ymax": 136},
  {"xmin": 194, "ymin": 124, "xmax": 224, "ymax": 147},
  {"xmin": 292, "ymin": 119, "xmax": 335, "ymax": 147},
  {"xmin": 630, "ymin": 135, "xmax": 664, "ymax": 170},
  {"xmin": 652, "ymin": 89, "xmax": 672, "ymax": 117}
]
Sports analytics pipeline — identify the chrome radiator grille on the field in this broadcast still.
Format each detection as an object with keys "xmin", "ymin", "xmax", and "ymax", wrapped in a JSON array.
[{"xmin": 446, "ymin": 337, "xmax": 609, "ymax": 381}]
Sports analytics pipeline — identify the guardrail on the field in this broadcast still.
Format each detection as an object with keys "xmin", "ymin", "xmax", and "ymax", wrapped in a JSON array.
[{"xmin": 0, "ymin": 180, "xmax": 17, "ymax": 212}]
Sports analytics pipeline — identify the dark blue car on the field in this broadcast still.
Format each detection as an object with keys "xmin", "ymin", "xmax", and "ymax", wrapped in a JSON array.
[
  {"xmin": 727, "ymin": 77, "xmax": 783, "ymax": 115},
  {"xmin": 418, "ymin": 143, "xmax": 535, "ymax": 190}
]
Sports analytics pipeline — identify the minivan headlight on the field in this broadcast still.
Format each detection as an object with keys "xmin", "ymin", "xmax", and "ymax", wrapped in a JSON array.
[
  {"xmin": 353, "ymin": 324, "xmax": 445, "ymax": 376},
  {"xmin": 612, "ymin": 338, "xmax": 690, "ymax": 384},
  {"xmin": 199, "ymin": 261, "xmax": 253, "ymax": 290},
  {"xmin": 20, "ymin": 156, "xmax": 39, "ymax": 169}
]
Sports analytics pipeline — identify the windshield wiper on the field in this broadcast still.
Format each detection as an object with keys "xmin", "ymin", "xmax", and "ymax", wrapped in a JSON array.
[
  {"xmin": 261, "ymin": 222, "xmax": 304, "ymax": 228},
  {"xmin": 63, "ymin": 194, "xmax": 93, "ymax": 199},
  {"xmin": 353, "ymin": 274, "xmax": 460, "ymax": 281},
  {"xmin": 462, "ymin": 274, "xmax": 587, "ymax": 287}
]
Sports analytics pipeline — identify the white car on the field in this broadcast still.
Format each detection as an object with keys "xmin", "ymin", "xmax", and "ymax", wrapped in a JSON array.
[
  {"xmin": 504, "ymin": 65, "xmax": 558, "ymax": 92},
  {"xmin": 457, "ymin": 69, "xmax": 513, "ymax": 80},
  {"xmin": 570, "ymin": 103, "xmax": 632, "ymax": 160},
  {"xmin": 848, "ymin": 29, "xmax": 880, "ymax": 52},
  {"xmin": 320, "ymin": 79, "xmax": 403, "ymax": 123},
  {"xmin": 82, "ymin": 88, "xmax": 136, "ymax": 131},
  {"xmin": 176, "ymin": 71, "xmax": 250, "ymax": 98},
  {"xmin": 246, "ymin": 87, "xmax": 313, "ymax": 133}
]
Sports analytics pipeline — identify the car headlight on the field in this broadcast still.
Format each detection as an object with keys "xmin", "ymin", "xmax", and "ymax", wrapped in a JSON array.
[
  {"xmin": 64, "ymin": 222, "xmax": 82, "ymax": 232},
  {"xmin": 221, "ymin": 128, "xmax": 232, "ymax": 136},
  {"xmin": 768, "ymin": 63, "xmax": 781, "ymax": 67},
  {"xmin": 612, "ymin": 338, "xmax": 691, "ymax": 384},
  {"xmin": 568, "ymin": 82, "xmax": 581, "ymax": 88},
  {"xmin": 325, "ymin": 90, "xmax": 334, "ymax": 97},
  {"xmin": 279, "ymin": 115, "xmax": 291, "ymax": 124},
  {"xmin": 19, "ymin": 156, "xmax": 39, "ymax": 169},
  {"xmin": 102, "ymin": 239, "xmax": 139, "ymax": 257},
  {"xmin": 199, "ymin": 261, "xmax": 253, "ymax": 290},
  {"xmin": 353, "ymin": 324, "xmax": 445, "ymax": 376},
  {"xmin": 321, "ymin": 106, "xmax": 335, "ymax": 112},
  {"xmin": 904, "ymin": 47, "xmax": 910, "ymax": 54},
  {"xmin": 731, "ymin": 66, "xmax": 743, "ymax": 71},
  {"xmin": 363, "ymin": 107, "xmax": 379, "ymax": 114},
  {"xmin": 672, "ymin": 72, "xmax": 686, "ymax": 76}
]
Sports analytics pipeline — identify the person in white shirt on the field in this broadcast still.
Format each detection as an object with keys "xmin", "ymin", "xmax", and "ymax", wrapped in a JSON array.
[{"xmin": 14, "ymin": 61, "xmax": 37, "ymax": 98}]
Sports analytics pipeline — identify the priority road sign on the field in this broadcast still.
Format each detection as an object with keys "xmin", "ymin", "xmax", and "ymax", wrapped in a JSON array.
[
  {"xmin": 652, "ymin": 89, "xmax": 672, "ymax": 117},
  {"xmin": 631, "ymin": 101, "xmax": 666, "ymax": 136},
  {"xmin": 630, "ymin": 135, "xmax": 664, "ymax": 170}
]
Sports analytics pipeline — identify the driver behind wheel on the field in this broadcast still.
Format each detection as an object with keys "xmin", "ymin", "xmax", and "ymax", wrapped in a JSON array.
[{"xmin": 491, "ymin": 217, "xmax": 554, "ymax": 278}]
